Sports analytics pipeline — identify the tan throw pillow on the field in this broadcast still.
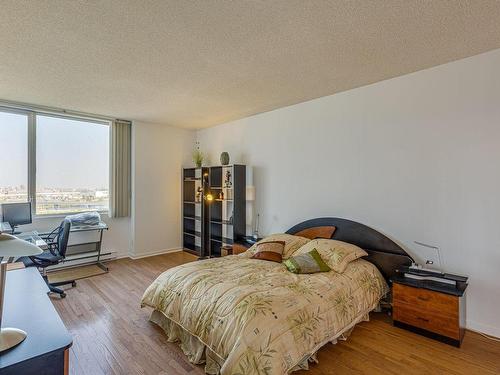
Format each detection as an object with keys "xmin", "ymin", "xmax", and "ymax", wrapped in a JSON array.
[
  {"xmin": 251, "ymin": 241, "xmax": 285, "ymax": 262},
  {"xmin": 247, "ymin": 234, "xmax": 311, "ymax": 259},
  {"xmin": 291, "ymin": 239, "xmax": 367, "ymax": 273}
]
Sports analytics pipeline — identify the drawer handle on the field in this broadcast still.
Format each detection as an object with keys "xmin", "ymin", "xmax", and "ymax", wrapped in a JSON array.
[
  {"xmin": 417, "ymin": 296, "xmax": 430, "ymax": 301},
  {"xmin": 417, "ymin": 316, "xmax": 430, "ymax": 322}
]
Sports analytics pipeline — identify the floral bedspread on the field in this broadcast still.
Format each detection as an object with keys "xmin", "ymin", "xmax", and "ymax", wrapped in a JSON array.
[{"xmin": 141, "ymin": 255, "xmax": 388, "ymax": 375}]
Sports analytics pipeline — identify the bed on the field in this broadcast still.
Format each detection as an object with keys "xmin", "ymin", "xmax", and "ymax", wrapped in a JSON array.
[{"xmin": 141, "ymin": 217, "xmax": 413, "ymax": 374}]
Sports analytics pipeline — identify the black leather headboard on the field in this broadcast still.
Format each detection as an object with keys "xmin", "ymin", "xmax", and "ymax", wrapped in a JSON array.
[{"xmin": 286, "ymin": 217, "xmax": 413, "ymax": 281}]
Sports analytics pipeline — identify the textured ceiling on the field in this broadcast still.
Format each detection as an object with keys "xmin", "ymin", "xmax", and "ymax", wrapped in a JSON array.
[{"xmin": 1, "ymin": 1, "xmax": 500, "ymax": 129}]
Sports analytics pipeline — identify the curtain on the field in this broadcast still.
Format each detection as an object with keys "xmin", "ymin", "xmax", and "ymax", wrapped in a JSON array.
[{"xmin": 109, "ymin": 119, "xmax": 131, "ymax": 218}]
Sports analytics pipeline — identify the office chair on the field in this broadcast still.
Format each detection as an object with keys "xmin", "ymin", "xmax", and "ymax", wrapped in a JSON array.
[{"xmin": 19, "ymin": 218, "xmax": 76, "ymax": 298}]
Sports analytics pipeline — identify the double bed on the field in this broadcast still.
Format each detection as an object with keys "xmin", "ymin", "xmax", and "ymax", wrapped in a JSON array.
[{"xmin": 141, "ymin": 217, "xmax": 413, "ymax": 374}]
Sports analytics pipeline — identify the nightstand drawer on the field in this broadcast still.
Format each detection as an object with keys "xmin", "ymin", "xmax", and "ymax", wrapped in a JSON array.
[
  {"xmin": 393, "ymin": 283, "xmax": 458, "ymax": 317},
  {"xmin": 393, "ymin": 303, "xmax": 460, "ymax": 339}
]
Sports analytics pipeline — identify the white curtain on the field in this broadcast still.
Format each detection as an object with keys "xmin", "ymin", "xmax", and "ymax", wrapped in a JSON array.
[{"xmin": 109, "ymin": 119, "xmax": 131, "ymax": 218}]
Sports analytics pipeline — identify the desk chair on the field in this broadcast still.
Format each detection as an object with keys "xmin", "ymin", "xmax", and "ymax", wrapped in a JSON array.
[{"xmin": 18, "ymin": 219, "xmax": 76, "ymax": 298}]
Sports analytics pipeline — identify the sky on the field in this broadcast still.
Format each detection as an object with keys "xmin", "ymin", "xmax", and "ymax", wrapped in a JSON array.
[{"xmin": 0, "ymin": 111, "xmax": 109, "ymax": 190}]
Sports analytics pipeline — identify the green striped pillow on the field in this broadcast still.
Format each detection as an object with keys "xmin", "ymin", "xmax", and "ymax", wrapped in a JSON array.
[{"xmin": 283, "ymin": 248, "xmax": 331, "ymax": 274}]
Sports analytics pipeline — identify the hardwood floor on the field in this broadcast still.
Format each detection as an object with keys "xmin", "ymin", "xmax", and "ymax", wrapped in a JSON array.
[{"xmin": 52, "ymin": 252, "xmax": 500, "ymax": 375}]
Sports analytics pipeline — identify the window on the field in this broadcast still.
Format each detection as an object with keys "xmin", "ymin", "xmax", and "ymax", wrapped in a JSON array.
[
  {"xmin": 0, "ymin": 111, "xmax": 29, "ymax": 203},
  {"xmin": 36, "ymin": 115, "xmax": 109, "ymax": 215},
  {"xmin": 0, "ymin": 107, "xmax": 110, "ymax": 215}
]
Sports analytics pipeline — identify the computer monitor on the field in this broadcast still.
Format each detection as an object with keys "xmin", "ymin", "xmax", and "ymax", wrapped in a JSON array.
[{"xmin": 1, "ymin": 202, "xmax": 32, "ymax": 232}]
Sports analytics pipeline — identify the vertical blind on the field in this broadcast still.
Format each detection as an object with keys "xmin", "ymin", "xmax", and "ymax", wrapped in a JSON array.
[{"xmin": 109, "ymin": 120, "xmax": 132, "ymax": 218}]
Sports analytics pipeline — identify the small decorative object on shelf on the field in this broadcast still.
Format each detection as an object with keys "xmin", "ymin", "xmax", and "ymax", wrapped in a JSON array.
[
  {"xmin": 193, "ymin": 141, "xmax": 204, "ymax": 167},
  {"xmin": 220, "ymin": 152, "xmax": 230, "ymax": 165},
  {"xmin": 219, "ymin": 191, "xmax": 224, "ymax": 200},
  {"xmin": 224, "ymin": 170, "xmax": 232, "ymax": 187},
  {"xmin": 195, "ymin": 187, "xmax": 202, "ymax": 203}
]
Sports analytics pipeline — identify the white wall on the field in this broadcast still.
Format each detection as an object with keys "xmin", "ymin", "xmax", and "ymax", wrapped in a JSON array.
[
  {"xmin": 197, "ymin": 48, "xmax": 500, "ymax": 337},
  {"xmin": 131, "ymin": 121, "xmax": 195, "ymax": 257}
]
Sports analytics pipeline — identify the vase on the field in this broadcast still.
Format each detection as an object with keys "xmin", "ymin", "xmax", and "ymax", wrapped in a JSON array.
[{"xmin": 220, "ymin": 152, "xmax": 230, "ymax": 165}]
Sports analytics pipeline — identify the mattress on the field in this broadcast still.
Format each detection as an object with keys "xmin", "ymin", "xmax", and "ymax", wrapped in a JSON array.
[{"xmin": 141, "ymin": 255, "xmax": 388, "ymax": 374}]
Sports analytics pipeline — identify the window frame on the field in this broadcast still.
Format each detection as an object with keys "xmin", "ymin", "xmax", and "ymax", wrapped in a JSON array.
[{"xmin": 0, "ymin": 106, "xmax": 111, "ymax": 217}]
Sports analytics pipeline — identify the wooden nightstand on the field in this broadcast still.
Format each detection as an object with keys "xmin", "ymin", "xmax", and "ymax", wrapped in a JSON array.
[
  {"xmin": 391, "ymin": 269, "xmax": 468, "ymax": 347},
  {"xmin": 232, "ymin": 237, "xmax": 262, "ymax": 255}
]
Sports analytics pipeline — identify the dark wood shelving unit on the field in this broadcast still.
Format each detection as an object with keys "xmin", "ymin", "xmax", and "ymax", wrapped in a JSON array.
[
  {"xmin": 182, "ymin": 164, "xmax": 246, "ymax": 258},
  {"xmin": 207, "ymin": 165, "xmax": 246, "ymax": 257},
  {"xmin": 182, "ymin": 167, "xmax": 207, "ymax": 256}
]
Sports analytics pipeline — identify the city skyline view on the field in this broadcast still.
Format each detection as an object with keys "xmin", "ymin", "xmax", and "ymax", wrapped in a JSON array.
[{"xmin": 0, "ymin": 111, "xmax": 110, "ymax": 214}]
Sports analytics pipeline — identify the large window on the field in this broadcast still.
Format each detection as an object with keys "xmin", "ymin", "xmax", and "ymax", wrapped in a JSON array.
[
  {"xmin": 36, "ymin": 115, "xmax": 109, "ymax": 215},
  {"xmin": 0, "ymin": 111, "xmax": 29, "ymax": 203},
  {"xmin": 0, "ymin": 108, "xmax": 110, "ymax": 215}
]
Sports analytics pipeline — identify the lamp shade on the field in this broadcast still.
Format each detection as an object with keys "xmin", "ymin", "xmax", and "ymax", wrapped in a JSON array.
[
  {"xmin": 246, "ymin": 186, "xmax": 255, "ymax": 201},
  {"xmin": 0, "ymin": 234, "xmax": 42, "ymax": 257}
]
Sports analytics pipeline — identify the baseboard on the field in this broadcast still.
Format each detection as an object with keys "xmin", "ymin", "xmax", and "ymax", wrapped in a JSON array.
[
  {"xmin": 129, "ymin": 247, "xmax": 183, "ymax": 260},
  {"xmin": 467, "ymin": 320, "xmax": 500, "ymax": 339}
]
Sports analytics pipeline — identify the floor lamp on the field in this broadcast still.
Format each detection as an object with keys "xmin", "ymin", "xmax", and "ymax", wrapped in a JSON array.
[{"xmin": 0, "ymin": 233, "xmax": 42, "ymax": 352}]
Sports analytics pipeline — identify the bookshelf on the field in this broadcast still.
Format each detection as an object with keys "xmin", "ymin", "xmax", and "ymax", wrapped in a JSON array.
[
  {"xmin": 182, "ymin": 164, "xmax": 246, "ymax": 257},
  {"xmin": 182, "ymin": 167, "xmax": 206, "ymax": 256}
]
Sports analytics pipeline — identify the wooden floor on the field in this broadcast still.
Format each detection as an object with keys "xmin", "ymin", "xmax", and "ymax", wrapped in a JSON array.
[{"xmin": 52, "ymin": 252, "xmax": 500, "ymax": 375}]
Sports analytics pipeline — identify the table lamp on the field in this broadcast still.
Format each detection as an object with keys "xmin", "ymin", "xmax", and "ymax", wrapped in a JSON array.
[{"xmin": 0, "ymin": 233, "xmax": 42, "ymax": 352}]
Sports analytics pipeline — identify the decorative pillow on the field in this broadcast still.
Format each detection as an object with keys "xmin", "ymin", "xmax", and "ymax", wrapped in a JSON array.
[
  {"xmin": 294, "ymin": 226, "xmax": 336, "ymax": 240},
  {"xmin": 250, "ymin": 241, "xmax": 285, "ymax": 262},
  {"xmin": 291, "ymin": 239, "xmax": 367, "ymax": 273},
  {"xmin": 247, "ymin": 234, "xmax": 311, "ymax": 259},
  {"xmin": 283, "ymin": 249, "xmax": 331, "ymax": 274}
]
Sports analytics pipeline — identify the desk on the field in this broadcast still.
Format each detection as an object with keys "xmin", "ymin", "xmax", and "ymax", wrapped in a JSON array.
[
  {"xmin": 64, "ymin": 222, "xmax": 109, "ymax": 271},
  {"xmin": 19, "ymin": 222, "xmax": 109, "ymax": 271},
  {"xmin": 0, "ymin": 268, "xmax": 72, "ymax": 374},
  {"xmin": 0, "ymin": 222, "xmax": 12, "ymax": 234},
  {"xmin": 15, "ymin": 232, "xmax": 48, "ymax": 249}
]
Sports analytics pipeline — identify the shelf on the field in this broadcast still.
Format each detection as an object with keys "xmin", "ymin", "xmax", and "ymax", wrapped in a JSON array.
[
  {"xmin": 214, "ymin": 199, "xmax": 233, "ymax": 202},
  {"xmin": 183, "ymin": 231, "xmax": 201, "ymax": 237},
  {"xmin": 210, "ymin": 220, "xmax": 233, "ymax": 225},
  {"xmin": 183, "ymin": 201, "xmax": 201, "ymax": 204},
  {"xmin": 210, "ymin": 236, "xmax": 233, "ymax": 244},
  {"xmin": 184, "ymin": 178, "xmax": 201, "ymax": 181},
  {"xmin": 184, "ymin": 216, "xmax": 202, "ymax": 221}
]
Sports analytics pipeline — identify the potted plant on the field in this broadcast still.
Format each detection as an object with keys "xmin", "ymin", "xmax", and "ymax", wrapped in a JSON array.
[{"xmin": 193, "ymin": 141, "xmax": 204, "ymax": 168}]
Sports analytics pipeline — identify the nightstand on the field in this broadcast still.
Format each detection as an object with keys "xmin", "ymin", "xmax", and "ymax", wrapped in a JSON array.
[
  {"xmin": 232, "ymin": 236, "xmax": 262, "ymax": 255},
  {"xmin": 391, "ymin": 268, "xmax": 468, "ymax": 347}
]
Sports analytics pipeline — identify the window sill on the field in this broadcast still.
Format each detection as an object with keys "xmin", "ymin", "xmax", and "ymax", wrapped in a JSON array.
[{"xmin": 34, "ymin": 210, "xmax": 109, "ymax": 220}]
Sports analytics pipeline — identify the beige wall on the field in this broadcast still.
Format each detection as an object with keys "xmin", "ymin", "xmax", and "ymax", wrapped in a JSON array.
[
  {"xmin": 131, "ymin": 121, "xmax": 195, "ymax": 257},
  {"xmin": 197, "ymin": 48, "xmax": 500, "ymax": 337}
]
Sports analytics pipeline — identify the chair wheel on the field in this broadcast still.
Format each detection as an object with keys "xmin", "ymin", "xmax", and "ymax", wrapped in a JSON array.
[
  {"xmin": 72, "ymin": 281, "xmax": 77, "ymax": 287},
  {"xmin": 60, "ymin": 292, "xmax": 66, "ymax": 298}
]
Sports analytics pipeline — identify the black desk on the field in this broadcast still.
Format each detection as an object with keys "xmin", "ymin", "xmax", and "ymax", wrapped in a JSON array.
[{"xmin": 0, "ymin": 268, "xmax": 72, "ymax": 374}]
